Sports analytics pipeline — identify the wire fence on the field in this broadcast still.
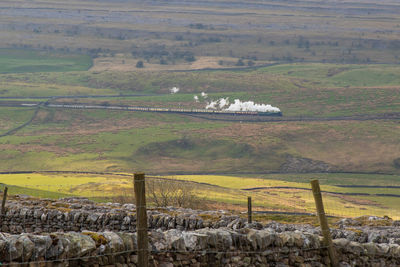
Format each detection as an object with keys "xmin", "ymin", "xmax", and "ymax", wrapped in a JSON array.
[
  {"xmin": 0, "ymin": 245, "xmax": 333, "ymax": 266},
  {"xmin": 0, "ymin": 241, "xmax": 397, "ymax": 267},
  {"xmin": 1, "ymin": 174, "xmax": 400, "ymax": 220},
  {"xmin": 1, "ymin": 175, "xmax": 400, "ymax": 266}
]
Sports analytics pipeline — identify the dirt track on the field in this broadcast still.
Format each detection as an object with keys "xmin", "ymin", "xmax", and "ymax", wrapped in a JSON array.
[
  {"xmin": 241, "ymin": 186, "xmax": 400, "ymax": 198},
  {"xmin": 0, "ymin": 106, "xmax": 40, "ymax": 137}
]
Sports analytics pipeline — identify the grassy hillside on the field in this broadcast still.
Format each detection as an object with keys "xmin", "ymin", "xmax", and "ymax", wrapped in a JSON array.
[
  {"xmin": 0, "ymin": 49, "xmax": 92, "ymax": 73},
  {"xmin": 0, "ymin": 107, "xmax": 36, "ymax": 135},
  {"xmin": 0, "ymin": 59, "xmax": 399, "ymax": 175},
  {"xmin": 0, "ymin": 107, "xmax": 399, "ymax": 174},
  {"xmin": 1, "ymin": 0, "xmax": 400, "ymax": 65},
  {"xmin": 0, "ymin": 0, "xmax": 399, "ymax": 218},
  {"xmin": 1, "ymin": 63, "xmax": 400, "ymax": 117},
  {"xmin": 2, "ymin": 172, "xmax": 400, "ymax": 219}
]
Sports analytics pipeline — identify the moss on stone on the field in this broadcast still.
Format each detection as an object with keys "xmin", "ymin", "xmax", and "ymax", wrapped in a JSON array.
[{"xmin": 82, "ymin": 232, "xmax": 108, "ymax": 247}]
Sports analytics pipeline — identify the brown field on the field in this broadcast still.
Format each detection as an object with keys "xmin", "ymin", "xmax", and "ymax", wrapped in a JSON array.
[
  {"xmin": 90, "ymin": 56, "xmax": 263, "ymax": 72},
  {"xmin": 1, "ymin": 0, "xmax": 400, "ymax": 66}
]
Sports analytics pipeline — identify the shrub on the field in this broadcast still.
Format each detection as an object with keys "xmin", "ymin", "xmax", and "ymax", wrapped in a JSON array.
[{"xmin": 136, "ymin": 60, "xmax": 144, "ymax": 68}]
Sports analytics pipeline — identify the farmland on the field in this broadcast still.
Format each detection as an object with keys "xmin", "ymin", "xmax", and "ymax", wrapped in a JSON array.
[
  {"xmin": 2, "ymin": 172, "xmax": 400, "ymax": 220},
  {"xmin": 0, "ymin": 49, "xmax": 92, "ymax": 74},
  {"xmin": 1, "ymin": 0, "xmax": 400, "ymax": 65},
  {"xmin": 0, "ymin": 0, "xmax": 399, "ymax": 218},
  {"xmin": 1, "ymin": 63, "xmax": 400, "ymax": 117},
  {"xmin": 0, "ymin": 106, "xmax": 399, "ymax": 174}
]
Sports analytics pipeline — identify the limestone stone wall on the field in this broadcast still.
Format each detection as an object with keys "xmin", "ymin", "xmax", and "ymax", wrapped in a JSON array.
[
  {"xmin": 2, "ymin": 196, "xmax": 400, "ymax": 266},
  {"xmin": 1, "ymin": 197, "xmax": 232, "ymax": 234},
  {"xmin": 0, "ymin": 228, "xmax": 399, "ymax": 267}
]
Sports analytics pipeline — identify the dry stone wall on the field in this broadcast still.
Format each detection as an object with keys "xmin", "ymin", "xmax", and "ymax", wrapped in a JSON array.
[
  {"xmin": 0, "ymin": 228, "xmax": 400, "ymax": 266},
  {"xmin": 0, "ymin": 197, "xmax": 241, "ymax": 234},
  {"xmin": 1, "ymin": 196, "xmax": 400, "ymax": 266}
]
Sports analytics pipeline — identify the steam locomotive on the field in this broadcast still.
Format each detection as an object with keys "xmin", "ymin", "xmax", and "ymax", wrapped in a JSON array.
[{"xmin": 46, "ymin": 104, "xmax": 283, "ymax": 116}]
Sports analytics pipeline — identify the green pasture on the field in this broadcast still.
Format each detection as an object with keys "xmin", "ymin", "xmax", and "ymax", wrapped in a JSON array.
[
  {"xmin": 0, "ymin": 81, "xmax": 114, "ymax": 97},
  {"xmin": 0, "ymin": 107, "xmax": 36, "ymax": 135},
  {"xmin": 2, "ymin": 172, "xmax": 400, "ymax": 219},
  {"xmin": 0, "ymin": 0, "xmax": 399, "ymax": 219},
  {"xmin": 0, "ymin": 173, "xmax": 131, "ymax": 198},
  {"xmin": 168, "ymin": 175, "xmax": 400, "ymax": 219},
  {"xmin": 0, "ymin": 49, "xmax": 92, "ymax": 74},
  {"xmin": 0, "ymin": 184, "xmax": 71, "ymax": 199},
  {"xmin": 249, "ymin": 173, "xmax": 400, "ymax": 187},
  {"xmin": 0, "ymin": 107, "xmax": 399, "ymax": 174},
  {"xmin": 258, "ymin": 64, "xmax": 400, "ymax": 87},
  {"xmin": 1, "ymin": 62, "xmax": 399, "ymax": 116},
  {"xmin": 170, "ymin": 175, "xmax": 400, "ymax": 195},
  {"xmin": 0, "ymin": 61, "xmax": 399, "ymax": 116}
]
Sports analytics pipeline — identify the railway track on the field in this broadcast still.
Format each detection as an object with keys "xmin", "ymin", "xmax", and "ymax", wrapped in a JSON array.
[
  {"xmin": 186, "ymin": 112, "xmax": 400, "ymax": 122},
  {"xmin": 0, "ymin": 100, "xmax": 399, "ymax": 139}
]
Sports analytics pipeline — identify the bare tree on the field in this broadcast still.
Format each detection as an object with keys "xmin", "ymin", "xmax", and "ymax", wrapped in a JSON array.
[
  {"xmin": 112, "ymin": 178, "xmax": 203, "ymax": 209},
  {"xmin": 146, "ymin": 178, "xmax": 201, "ymax": 209}
]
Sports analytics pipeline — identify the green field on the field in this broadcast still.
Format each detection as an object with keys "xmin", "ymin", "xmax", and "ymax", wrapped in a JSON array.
[
  {"xmin": 0, "ymin": 0, "xmax": 399, "ymax": 218},
  {"xmin": 0, "ymin": 49, "xmax": 92, "ymax": 74},
  {"xmin": 0, "ymin": 105, "xmax": 399, "ymax": 175},
  {"xmin": 244, "ymin": 173, "xmax": 400, "ymax": 187},
  {"xmin": 1, "ymin": 62, "xmax": 400, "ymax": 116},
  {"xmin": 2, "ymin": 172, "xmax": 400, "ymax": 219},
  {"xmin": 0, "ymin": 107, "xmax": 36, "ymax": 135},
  {"xmin": 0, "ymin": 58, "xmax": 399, "ymax": 182}
]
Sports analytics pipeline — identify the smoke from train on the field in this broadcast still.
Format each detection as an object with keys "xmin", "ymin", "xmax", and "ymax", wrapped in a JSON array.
[
  {"xmin": 170, "ymin": 87, "xmax": 180, "ymax": 94},
  {"xmin": 225, "ymin": 99, "xmax": 281, "ymax": 112},
  {"xmin": 205, "ymin": 97, "xmax": 280, "ymax": 112}
]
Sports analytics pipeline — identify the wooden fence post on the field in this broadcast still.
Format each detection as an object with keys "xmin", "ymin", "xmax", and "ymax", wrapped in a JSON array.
[
  {"xmin": 311, "ymin": 180, "xmax": 338, "ymax": 267},
  {"xmin": 247, "ymin": 196, "xmax": 252, "ymax": 223},
  {"xmin": 134, "ymin": 173, "xmax": 148, "ymax": 267},
  {"xmin": 1, "ymin": 186, "xmax": 8, "ymax": 215}
]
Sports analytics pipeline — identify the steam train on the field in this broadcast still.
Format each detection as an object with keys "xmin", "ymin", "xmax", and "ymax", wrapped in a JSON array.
[{"xmin": 46, "ymin": 103, "xmax": 283, "ymax": 116}]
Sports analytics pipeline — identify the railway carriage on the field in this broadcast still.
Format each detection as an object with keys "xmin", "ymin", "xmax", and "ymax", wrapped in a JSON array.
[{"xmin": 45, "ymin": 103, "xmax": 282, "ymax": 117}]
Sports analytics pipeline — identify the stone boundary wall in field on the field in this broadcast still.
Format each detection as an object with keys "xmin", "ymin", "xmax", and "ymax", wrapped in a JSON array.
[
  {"xmin": 1, "ymin": 228, "xmax": 400, "ymax": 266},
  {"xmin": 3, "ymin": 196, "xmax": 400, "ymax": 246},
  {"xmin": 0, "ymin": 196, "xmax": 245, "ymax": 234},
  {"xmin": 2, "ymin": 196, "xmax": 400, "ymax": 266}
]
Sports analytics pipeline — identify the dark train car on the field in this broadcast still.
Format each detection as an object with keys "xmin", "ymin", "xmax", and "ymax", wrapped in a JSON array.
[
  {"xmin": 257, "ymin": 111, "xmax": 282, "ymax": 116},
  {"xmin": 46, "ymin": 102, "xmax": 283, "ymax": 117}
]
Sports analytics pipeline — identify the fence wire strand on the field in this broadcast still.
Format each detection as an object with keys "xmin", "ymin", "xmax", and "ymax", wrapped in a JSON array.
[
  {"xmin": 1, "ymin": 178, "xmax": 400, "ymax": 265},
  {"xmin": 0, "ymin": 245, "xmax": 333, "ymax": 266}
]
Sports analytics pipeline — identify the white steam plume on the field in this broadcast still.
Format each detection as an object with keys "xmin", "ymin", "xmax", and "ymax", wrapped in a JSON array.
[
  {"xmin": 170, "ymin": 87, "xmax": 180, "ymax": 94},
  {"xmin": 205, "ymin": 97, "xmax": 230, "ymax": 109},
  {"xmin": 194, "ymin": 95, "xmax": 199, "ymax": 102},
  {"xmin": 205, "ymin": 100, "xmax": 218, "ymax": 109},
  {"xmin": 224, "ymin": 99, "xmax": 280, "ymax": 112},
  {"xmin": 219, "ymin": 97, "xmax": 229, "ymax": 108}
]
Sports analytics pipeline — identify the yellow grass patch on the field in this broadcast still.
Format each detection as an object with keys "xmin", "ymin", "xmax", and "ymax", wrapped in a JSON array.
[
  {"xmin": 90, "ymin": 55, "xmax": 268, "ymax": 72},
  {"xmin": 2, "ymin": 173, "xmax": 400, "ymax": 219},
  {"xmin": 0, "ymin": 173, "xmax": 132, "ymax": 198}
]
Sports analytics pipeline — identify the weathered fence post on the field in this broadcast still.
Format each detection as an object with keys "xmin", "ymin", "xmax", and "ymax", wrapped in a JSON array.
[
  {"xmin": 1, "ymin": 186, "xmax": 8, "ymax": 215},
  {"xmin": 134, "ymin": 173, "xmax": 148, "ymax": 267},
  {"xmin": 247, "ymin": 196, "xmax": 252, "ymax": 223},
  {"xmin": 311, "ymin": 180, "xmax": 338, "ymax": 267}
]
